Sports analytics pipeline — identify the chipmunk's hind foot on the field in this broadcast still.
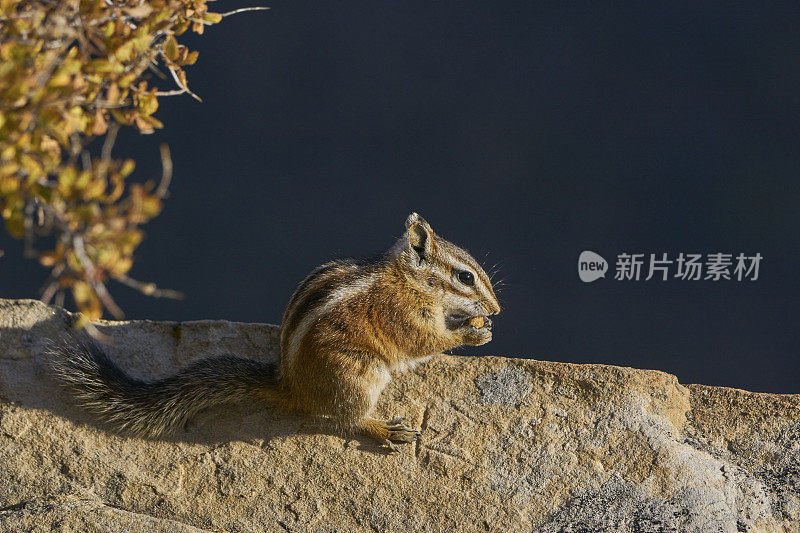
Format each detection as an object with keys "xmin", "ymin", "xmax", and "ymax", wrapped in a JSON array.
[
  {"xmin": 386, "ymin": 416, "xmax": 420, "ymax": 443},
  {"xmin": 360, "ymin": 416, "xmax": 421, "ymax": 453}
]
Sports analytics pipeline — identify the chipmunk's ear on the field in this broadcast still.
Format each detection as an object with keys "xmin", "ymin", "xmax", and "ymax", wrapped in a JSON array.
[{"xmin": 405, "ymin": 212, "xmax": 433, "ymax": 264}]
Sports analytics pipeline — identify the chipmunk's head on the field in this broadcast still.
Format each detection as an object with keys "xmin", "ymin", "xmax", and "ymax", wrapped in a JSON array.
[{"xmin": 399, "ymin": 212, "xmax": 501, "ymax": 346}]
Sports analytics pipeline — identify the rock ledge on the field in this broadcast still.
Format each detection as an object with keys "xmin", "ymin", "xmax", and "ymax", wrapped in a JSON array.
[{"xmin": 0, "ymin": 299, "xmax": 798, "ymax": 532}]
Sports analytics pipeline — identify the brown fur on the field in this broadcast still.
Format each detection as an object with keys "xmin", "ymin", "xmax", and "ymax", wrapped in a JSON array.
[
  {"xmin": 51, "ymin": 213, "xmax": 500, "ymax": 453},
  {"xmin": 277, "ymin": 213, "xmax": 500, "ymax": 450}
]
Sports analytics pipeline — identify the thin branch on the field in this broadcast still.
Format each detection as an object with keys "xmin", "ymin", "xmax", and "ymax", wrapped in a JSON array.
[
  {"xmin": 155, "ymin": 143, "xmax": 172, "ymax": 198},
  {"xmin": 41, "ymin": 282, "xmax": 58, "ymax": 304},
  {"xmin": 40, "ymin": 263, "xmax": 64, "ymax": 304},
  {"xmin": 220, "ymin": 6, "xmax": 270, "ymax": 17},
  {"xmin": 147, "ymin": 62, "xmax": 169, "ymax": 80},
  {"xmin": 23, "ymin": 200, "xmax": 36, "ymax": 258},
  {"xmin": 169, "ymin": 67, "xmax": 201, "ymax": 102},
  {"xmin": 154, "ymin": 88, "xmax": 187, "ymax": 97},
  {"xmin": 101, "ymin": 121, "xmax": 120, "ymax": 161},
  {"xmin": 115, "ymin": 274, "xmax": 184, "ymax": 300},
  {"xmin": 82, "ymin": 321, "xmax": 114, "ymax": 344},
  {"xmin": 67, "ymin": 133, "xmax": 83, "ymax": 166},
  {"xmin": 81, "ymin": 149, "xmax": 92, "ymax": 171},
  {"xmin": 34, "ymin": 50, "xmax": 66, "ymax": 88},
  {"xmin": 92, "ymin": 99, "xmax": 131, "ymax": 109},
  {"xmin": 73, "ymin": 235, "xmax": 125, "ymax": 319}
]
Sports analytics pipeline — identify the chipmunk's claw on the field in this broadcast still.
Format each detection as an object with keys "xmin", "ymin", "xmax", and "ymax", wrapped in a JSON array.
[
  {"xmin": 386, "ymin": 418, "xmax": 421, "ymax": 444},
  {"xmin": 383, "ymin": 439, "xmax": 402, "ymax": 453}
]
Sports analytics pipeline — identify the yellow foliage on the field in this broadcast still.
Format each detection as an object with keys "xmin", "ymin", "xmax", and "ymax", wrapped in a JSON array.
[{"xmin": 0, "ymin": 0, "xmax": 229, "ymax": 319}]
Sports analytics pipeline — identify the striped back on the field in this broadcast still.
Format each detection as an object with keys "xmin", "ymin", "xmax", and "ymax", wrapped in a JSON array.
[{"xmin": 279, "ymin": 213, "xmax": 500, "ymax": 373}]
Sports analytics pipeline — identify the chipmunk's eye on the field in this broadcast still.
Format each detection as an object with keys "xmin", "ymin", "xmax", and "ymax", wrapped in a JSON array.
[{"xmin": 457, "ymin": 270, "xmax": 475, "ymax": 286}]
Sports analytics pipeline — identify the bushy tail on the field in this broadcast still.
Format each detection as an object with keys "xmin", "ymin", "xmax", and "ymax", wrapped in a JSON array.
[{"xmin": 48, "ymin": 339, "xmax": 280, "ymax": 437}]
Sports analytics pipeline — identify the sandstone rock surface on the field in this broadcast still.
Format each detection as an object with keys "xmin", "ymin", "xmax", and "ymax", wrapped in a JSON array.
[{"xmin": 0, "ymin": 298, "xmax": 797, "ymax": 532}]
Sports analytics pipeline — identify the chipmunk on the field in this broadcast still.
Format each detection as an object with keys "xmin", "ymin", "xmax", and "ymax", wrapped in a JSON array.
[{"xmin": 50, "ymin": 213, "xmax": 501, "ymax": 452}]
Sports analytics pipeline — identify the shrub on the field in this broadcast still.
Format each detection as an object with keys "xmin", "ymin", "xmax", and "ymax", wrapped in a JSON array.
[{"xmin": 0, "ymin": 0, "xmax": 265, "ymax": 322}]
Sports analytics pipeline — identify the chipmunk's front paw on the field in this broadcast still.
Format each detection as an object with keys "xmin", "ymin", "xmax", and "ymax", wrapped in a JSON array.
[{"xmin": 449, "ymin": 315, "xmax": 493, "ymax": 346}]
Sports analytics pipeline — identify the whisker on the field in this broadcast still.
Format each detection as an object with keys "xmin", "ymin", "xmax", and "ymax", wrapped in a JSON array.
[
  {"xmin": 487, "ymin": 260, "xmax": 506, "ymax": 282},
  {"xmin": 491, "ymin": 277, "xmax": 507, "ymax": 288}
]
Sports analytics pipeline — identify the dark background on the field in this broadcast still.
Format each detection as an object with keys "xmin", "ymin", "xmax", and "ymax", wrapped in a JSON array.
[{"xmin": 3, "ymin": 1, "xmax": 799, "ymax": 392}]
